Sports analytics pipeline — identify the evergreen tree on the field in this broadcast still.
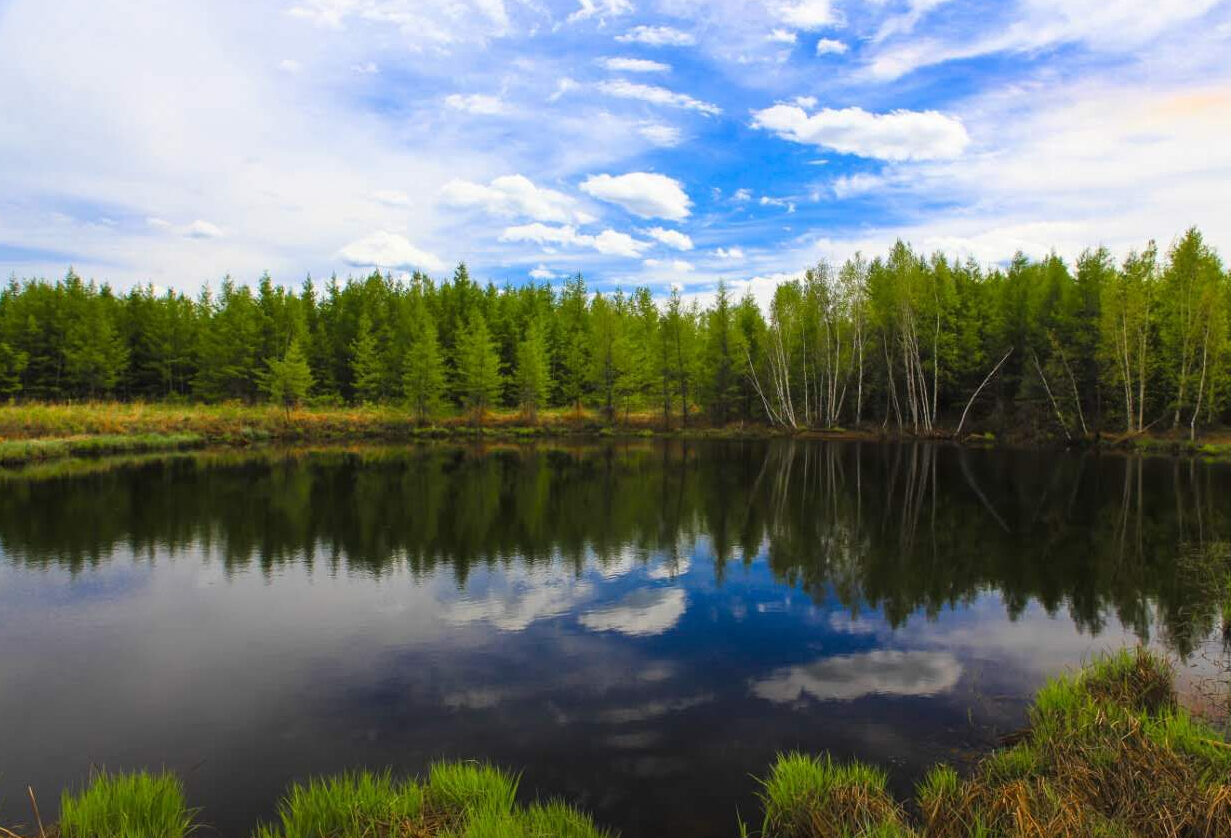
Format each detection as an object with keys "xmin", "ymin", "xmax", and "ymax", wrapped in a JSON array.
[
  {"xmin": 556, "ymin": 273, "xmax": 590, "ymax": 411},
  {"xmin": 262, "ymin": 339, "xmax": 314, "ymax": 416},
  {"xmin": 701, "ymin": 281, "xmax": 745, "ymax": 424},
  {"xmin": 454, "ymin": 312, "xmax": 504, "ymax": 421},
  {"xmin": 588, "ymin": 292, "xmax": 633, "ymax": 422},
  {"xmin": 402, "ymin": 316, "xmax": 447, "ymax": 423},
  {"xmin": 350, "ymin": 313, "xmax": 384, "ymax": 404},
  {"xmin": 0, "ymin": 340, "xmax": 26, "ymax": 398},
  {"xmin": 515, "ymin": 317, "xmax": 552, "ymax": 422}
]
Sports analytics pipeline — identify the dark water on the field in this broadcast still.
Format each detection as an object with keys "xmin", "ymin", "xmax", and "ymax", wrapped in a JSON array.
[{"xmin": 1, "ymin": 440, "xmax": 1228, "ymax": 837}]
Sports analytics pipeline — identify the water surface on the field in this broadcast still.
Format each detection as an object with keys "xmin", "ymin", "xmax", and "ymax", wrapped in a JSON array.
[{"xmin": 1, "ymin": 440, "xmax": 1227, "ymax": 837}]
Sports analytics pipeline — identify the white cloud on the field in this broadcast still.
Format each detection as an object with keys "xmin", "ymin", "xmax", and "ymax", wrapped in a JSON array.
[
  {"xmin": 548, "ymin": 77, "xmax": 580, "ymax": 103},
  {"xmin": 581, "ymin": 172, "xmax": 692, "ymax": 220},
  {"xmin": 372, "ymin": 190, "xmax": 411, "ymax": 207},
  {"xmin": 146, "ymin": 217, "xmax": 172, "ymax": 230},
  {"xmin": 439, "ymin": 175, "xmax": 586, "ymax": 224},
  {"xmin": 831, "ymin": 172, "xmax": 886, "ymax": 199},
  {"xmin": 864, "ymin": 0, "xmax": 1224, "ymax": 81},
  {"xmin": 499, "ymin": 223, "xmax": 650, "ymax": 258},
  {"xmin": 278, "ymin": 58, "xmax": 303, "ymax": 73},
  {"xmin": 616, "ymin": 25, "xmax": 696, "ymax": 46},
  {"xmin": 644, "ymin": 226, "xmax": 694, "ymax": 250},
  {"xmin": 751, "ymin": 104, "xmax": 970, "ymax": 161},
  {"xmin": 793, "ymin": 95, "xmax": 818, "ymax": 108},
  {"xmin": 732, "ymin": 188, "xmax": 752, "ymax": 203},
  {"xmin": 752, "ymin": 651, "xmax": 962, "ymax": 703},
  {"xmin": 773, "ymin": 0, "xmax": 840, "ymax": 30},
  {"xmin": 595, "ymin": 80, "xmax": 721, "ymax": 115},
  {"xmin": 338, "ymin": 231, "xmax": 445, "ymax": 272},
  {"xmin": 643, "ymin": 258, "xmax": 694, "ymax": 272},
  {"xmin": 760, "ymin": 195, "xmax": 797, "ymax": 212},
  {"xmin": 568, "ymin": 0, "xmax": 634, "ymax": 24},
  {"xmin": 815, "ymin": 37, "xmax": 848, "ymax": 55},
  {"xmin": 601, "ymin": 57, "xmax": 671, "ymax": 73},
  {"xmin": 351, "ymin": 61, "xmax": 379, "ymax": 74},
  {"xmin": 444, "ymin": 93, "xmax": 506, "ymax": 115},
  {"xmin": 579, "ymin": 588, "xmax": 687, "ymax": 637},
  {"xmin": 288, "ymin": 0, "xmax": 512, "ymax": 44},
  {"xmin": 768, "ymin": 29, "xmax": 798, "ymax": 44},
  {"xmin": 529, "ymin": 264, "xmax": 559, "ymax": 280},
  {"xmin": 714, "ymin": 247, "xmax": 745, "ymax": 260},
  {"xmin": 183, "ymin": 220, "xmax": 224, "ymax": 239},
  {"xmin": 638, "ymin": 122, "xmax": 683, "ymax": 147}
]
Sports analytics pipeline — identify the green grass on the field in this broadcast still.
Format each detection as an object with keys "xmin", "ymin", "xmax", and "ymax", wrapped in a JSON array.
[
  {"xmin": 58, "ymin": 770, "xmax": 195, "ymax": 838},
  {"xmin": 0, "ymin": 433, "xmax": 204, "ymax": 466},
  {"xmin": 252, "ymin": 762, "xmax": 606, "ymax": 838},
  {"xmin": 758, "ymin": 752, "xmax": 913, "ymax": 838}
]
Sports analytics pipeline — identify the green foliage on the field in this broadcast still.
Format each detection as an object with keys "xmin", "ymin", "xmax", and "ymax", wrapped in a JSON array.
[
  {"xmin": 402, "ymin": 315, "xmax": 447, "ymax": 423},
  {"xmin": 453, "ymin": 312, "xmax": 504, "ymax": 421},
  {"xmin": 514, "ymin": 317, "xmax": 551, "ymax": 421},
  {"xmin": 261, "ymin": 339, "xmax": 314, "ymax": 413},
  {"xmin": 2, "ymin": 228, "xmax": 1229, "ymax": 434},
  {"xmin": 59, "ymin": 770, "xmax": 195, "ymax": 838},
  {"xmin": 254, "ymin": 771, "xmax": 422, "ymax": 838},
  {"xmin": 350, "ymin": 313, "xmax": 384, "ymax": 404}
]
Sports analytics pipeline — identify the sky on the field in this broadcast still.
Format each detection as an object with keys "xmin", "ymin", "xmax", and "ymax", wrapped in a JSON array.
[{"xmin": 1, "ymin": 0, "xmax": 1230, "ymax": 304}]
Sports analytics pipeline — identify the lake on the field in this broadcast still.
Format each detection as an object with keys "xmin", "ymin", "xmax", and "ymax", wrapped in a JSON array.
[{"xmin": 1, "ymin": 440, "xmax": 1228, "ymax": 837}]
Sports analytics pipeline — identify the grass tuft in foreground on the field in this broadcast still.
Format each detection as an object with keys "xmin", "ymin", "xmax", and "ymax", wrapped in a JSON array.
[{"xmin": 57, "ymin": 770, "xmax": 195, "ymax": 838}]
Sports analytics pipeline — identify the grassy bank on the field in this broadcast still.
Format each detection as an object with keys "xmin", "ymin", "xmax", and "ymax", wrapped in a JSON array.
[
  {"xmin": 3, "ymin": 402, "xmax": 1231, "ymax": 463},
  {"xmin": 5, "ymin": 651, "xmax": 1227, "ymax": 838},
  {"xmin": 754, "ymin": 648, "xmax": 1230, "ymax": 837},
  {"xmin": 6, "ymin": 762, "xmax": 610, "ymax": 838}
]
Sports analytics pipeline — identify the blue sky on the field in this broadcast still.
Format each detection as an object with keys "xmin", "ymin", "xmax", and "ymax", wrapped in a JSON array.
[{"xmin": 2, "ymin": 0, "xmax": 1230, "ymax": 303}]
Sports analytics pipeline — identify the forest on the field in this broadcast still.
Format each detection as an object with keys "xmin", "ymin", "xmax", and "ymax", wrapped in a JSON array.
[{"xmin": 0, "ymin": 227, "xmax": 1227, "ymax": 438}]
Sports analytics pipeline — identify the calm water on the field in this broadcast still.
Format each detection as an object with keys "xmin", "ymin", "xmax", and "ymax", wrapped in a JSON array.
[{"xmin": 1, "ymin": 440, "xmax": 1228, "ymax": 837}]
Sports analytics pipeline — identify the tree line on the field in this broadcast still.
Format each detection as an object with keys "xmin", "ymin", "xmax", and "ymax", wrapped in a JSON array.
[{"xmin": 0, "ymin": 227, "xmax": 1227, "ymax": 437}]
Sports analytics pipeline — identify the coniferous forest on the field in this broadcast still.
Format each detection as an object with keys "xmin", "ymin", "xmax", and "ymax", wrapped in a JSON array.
[{"xmin": 1, "ymin": 227, "xmax": 1228, "ymax": 438}]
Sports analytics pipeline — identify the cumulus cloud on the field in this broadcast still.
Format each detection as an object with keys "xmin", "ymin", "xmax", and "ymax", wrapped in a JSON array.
[
  {"xmin": 595, "ymin": 80, "xmax": 721, "ymax": 115},
  {"xmin": 815, "ymin": 38, "xmax": 848, "ymax": 55},
  {"xmin": 644, "ymin": 227, "xmax": 694, "ymax": 250},
  {"xmin": 183, "ymin": 220, "xmax": 224, "ymax": 239},
  {"xmin": 529, "ymin": 264, "xmax": 560, "ymax": 280},
  {"xmin": 499, "ymin": 223, "xmax": 650, "ymax": 258},
  {"xmin": 752, "ymin": 650, "xmax": 962, "ymax": 703},
  {"xmin": 751, "ymin": 104, "xmax": 970, "ymax": 161},
  {"xmin": 439, "ymin": 175, "xmax": 588, "ymax": 224},
  {"xmin": 714, "ymin": 247, "xmax": 745, "ymax": 260},
  {"xmin": 768, "ymin": 29, "xmax": 798, "ymax": 44},
  {"xmin": 638, "ymin": 122, "xmax": 683, "ymax": 147},
  {"xmin": 568, "ymin": 0, "xmax": 634, "ymax": 24},
  {"xmin": 601, "ymin": 57, "xmax": 670, "ymax": 73},
  {"xmin": 579, "ymin": 588, "xmax": 687, "ymax": 637},
  {"xmin": 773, "ymin": 0, "xmax": 840, "ymax": 30},
  {"xmin": 146, "ymin": 217, "xmax": 173, "ymax": 230},
  {"xmin": 616, "ymin": 25, "xmax": 696, "ymax": 46},
  {"xmin": 581, "ymin": 172, "xmax": 691, "ymax": 220},
  {"xmin": 444, "ymin": 93, "xmax": 506, "ymax": 115},
  {"xmin": 338, "ymin": 230, "xmax": 445, "ymax": 272}
]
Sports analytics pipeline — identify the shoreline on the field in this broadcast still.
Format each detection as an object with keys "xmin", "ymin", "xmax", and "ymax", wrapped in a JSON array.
[{"xmin": 1, "ymin": 402, "xmax": 1230, "ymax": 468}]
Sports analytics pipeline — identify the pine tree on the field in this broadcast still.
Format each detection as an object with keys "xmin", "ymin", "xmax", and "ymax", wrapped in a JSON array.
[
  {"xmin": 262, "ymin": 339, "xmax": 314, "ymax": 417},
  {"xmin": 589, "ymin": 292, "xmax": 633, "ymax": 422},
  {"xmin": 403, "ymin": 316, "xmax": 447, "ymax": 423},
  {"xmin": 515, "ymin": 318, "xmax": 552, "ymax": 422},
  {"xmin": 350, "ymin": 313, "xmax": 384, "ymax": 404},
  {"xmin": 454, "ymin": 312, "xmax": 504, "ymax": 422}
]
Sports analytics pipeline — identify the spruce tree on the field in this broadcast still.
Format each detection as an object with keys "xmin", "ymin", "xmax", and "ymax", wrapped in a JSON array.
[
  {"xmin": 262, "ymin": 339, "xmax": 314, "ymax": 417},
  {"xmin": 0, "ymin": 340, "xmax": 26, "ymax": 398},
  {"xmin": 350, "ymin": 313, "xmax": 384, "ymax": 404},
  {"xmin": 402, "ymin": 317, "xmax": 447, "ymax": 423},
  {"xmin": 515, "ymin": 318, "xmax": 552, "ymax": 422},
  {"xmin": 454, "ymin": 312, "xmax": 504, "ymax": 422}
]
